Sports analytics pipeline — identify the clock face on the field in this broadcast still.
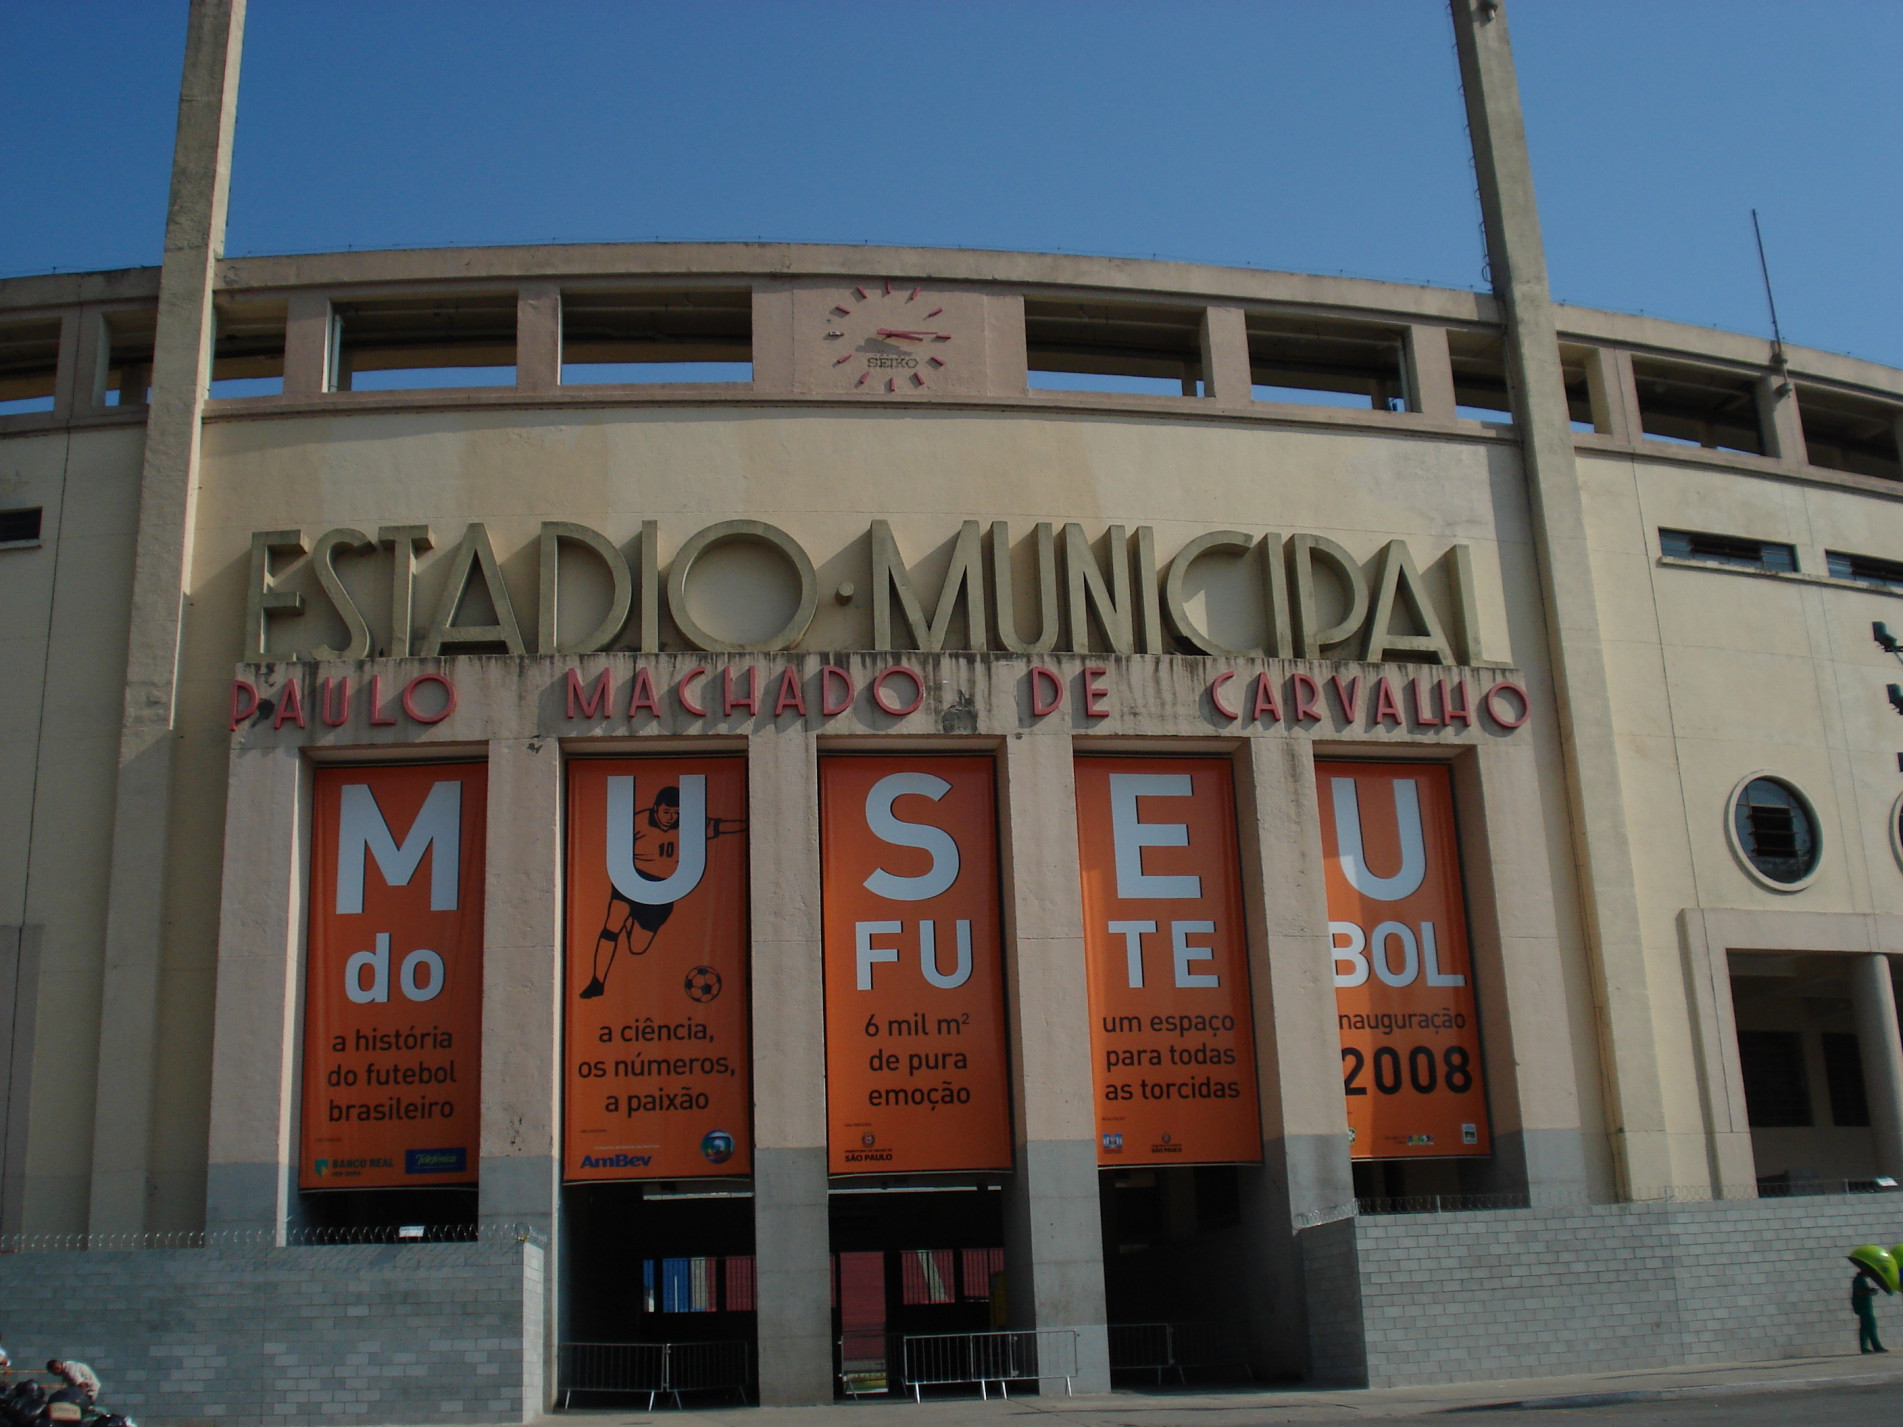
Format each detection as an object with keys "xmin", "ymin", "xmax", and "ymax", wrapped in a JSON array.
[{"xmin": 824, "ymin": 280, "xmax": 953, "ymax": 392}]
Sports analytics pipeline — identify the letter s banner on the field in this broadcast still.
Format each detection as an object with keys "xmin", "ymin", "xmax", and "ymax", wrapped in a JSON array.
[
  {"xmin": 1074, "ymin": 757, "xmax": 1262, "ymax": 1167},
  {"xmin": 300, "ymin": 764, "xmax": 485, "ymax": 1190},
  {"xmin": 564, "ymin": 756, "xmax": 751, "ymax": 1181},
  {"xmin": 1317, "ymin": 762, "xmax": 1490, "ymax": 1159},
  {"xmin": 820, "ymin": 756, "xmax": 1012, "ymax": 1174}
]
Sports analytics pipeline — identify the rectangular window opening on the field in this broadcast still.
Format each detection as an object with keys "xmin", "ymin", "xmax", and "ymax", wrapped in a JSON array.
[
  {"xmin": 1447, "ymin": 328, "xmax": 1515, "ymax": 424},
  {"xmin": 1557, "ymin": 344, "xmax": 1595, "ymax": 430},
  {"xmin": 1822, "ymin": 1032, "xmax": 1871, "ymax": 1128},
  {"xmin": 1025, "ymin": 298, "xmax": 1203, "ymax": 397},
  {"xmin": 560, "ymin": 286, "xmax": 752, "ymax": 386},
  {"xmin": 0, "ymin": 319, "xmax": 60, "ymax": 416},
  {"xmin": 1795, "ymin": 383, "xmax": 1903, "ymax": 482},
  {"xmin": 1633, "ymin": 357, "xmax": 1764, "ymax": 456},
  {"xmin": 1737, "ymin": 1029, "xmax": 1812, "ymax": 1128},
  {"xmin": 210, "ymin": 297, "xmax": 286, "ymax": 399},
  {"xmin": 1659, "ymin": 527, "xmax": 1797, "ymax": 573},
  {"xmin": 0, "ymin": 506, "xmax": 44, "ymax": 549},
  {"xmin": 330, "ymin": 293, "xmax": 517, "ymax": 392},
  {"xmin": 1827, "ymin": 549, "xmax": 1903, "ymax": 589},
  {"xmin": 101, "ymin": 309, "xmax": 157, "ymax": 407},
  {"xmin": 1245, "ymin": 313, "xmax": 1403, "ymax": 412}
]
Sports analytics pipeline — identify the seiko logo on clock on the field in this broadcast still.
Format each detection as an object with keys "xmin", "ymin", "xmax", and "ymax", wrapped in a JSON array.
[{"xmin": 824, "ymin": 279, "xmax": 953, "ymax": 392}]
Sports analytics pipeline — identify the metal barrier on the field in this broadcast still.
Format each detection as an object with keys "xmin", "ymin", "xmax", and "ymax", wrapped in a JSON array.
[
  {"xmin": 557, "ymin": 1339, "xmax": 749, "ymax": 1409},
  {"xmin": 1109, "ymin": 1322, "xmax": 1253, "ymax": 1384},
  {"xmin": 898, "ymin": 1328, "xmax": 1077, "ymax": 1400}
]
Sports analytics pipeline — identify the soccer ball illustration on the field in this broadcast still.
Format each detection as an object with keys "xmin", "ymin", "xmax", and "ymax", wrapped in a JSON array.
[{"xmin": 684, "ymin": 966, "xmax": 722, "ymax": 1002}]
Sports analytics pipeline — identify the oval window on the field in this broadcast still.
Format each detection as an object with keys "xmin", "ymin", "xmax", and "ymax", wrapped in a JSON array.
[{"xmin": 1731, "ymin": 777, "xmax": 1819, "ymax": 885}]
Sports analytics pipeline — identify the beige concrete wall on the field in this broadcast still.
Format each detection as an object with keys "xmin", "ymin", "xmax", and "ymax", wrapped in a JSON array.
[
  {"xmin": 1581, "ymin": 446, "xmax": 1903, "ymax": 1193},
  {"xmin": 0, "ymin": 425, "xmax": 144, "ymax": 1231}
]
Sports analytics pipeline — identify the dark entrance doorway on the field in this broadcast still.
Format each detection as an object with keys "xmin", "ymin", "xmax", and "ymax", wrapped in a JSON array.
[
  {"xmin": 828, "ymin": 1183, "xmax": 1006, "ymax": 1397},
  {"xmin": 561, "ymin": 1182, "xmax": 757, "ymax": 1405}
]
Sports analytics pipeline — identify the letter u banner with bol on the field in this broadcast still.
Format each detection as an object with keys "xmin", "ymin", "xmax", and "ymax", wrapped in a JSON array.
[
  {"xmin": 821, "ymin": 756, "xmax": 1012, "ymax": 1174},
  {"xmin": 1317, "ymin": 761, "xmax": 1490, "ymax": 1158},
  {"xmin": 1075, "ymin": 757, "xmax": 1261, "ymax": 1166},
  {"xmin": 565, "ymin": 757, "xmax": 751, "ymax": 1181},
  {"xmin": 301, "ymin": 764, "xmax": 486, "ymax": 1189}
]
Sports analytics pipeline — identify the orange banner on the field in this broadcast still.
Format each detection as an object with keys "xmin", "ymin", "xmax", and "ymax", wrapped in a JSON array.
[
  {"xmin": 821, "ymin": 756, "xmax": 1012, "ymax": 1174},
  {"xmin": 565, "ymin": 757, "xmax": 751, "ymax": 1181},
  {"xmin": 1317, "ymin": 761, "xmax": 1490, "ymax": 1158},
  {"xmin": 1075, "ymin": 757, "xmax": 1261, "ymax": 1167},
  {"xmin": 301, "ymin": 763, "xmax": 486, "ymax": 1190}
]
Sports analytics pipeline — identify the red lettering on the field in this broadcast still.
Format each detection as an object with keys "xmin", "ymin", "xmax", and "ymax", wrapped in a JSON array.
[
  {"xmin": 678, "ymin": 666, "xmax": 709, "ymax": 717},
  {"xmin": 1083, "ymin": 666, "xmax": 1111, "ymax": 719},
  {"xmin": 368, "ymin": 674, "xmax": 398, "ymax": 726},
  {"xmin": 319, "ymin": 676, "xmax": 350, "ymax": 728},
  {"xmin": 1291, "ymin": 670, "xmax": 1323, "ymax": 722},
  {"xmin": 627, "ymin": 666, "xmax": 662, "ymax": 717},
  {"xmin": 1251, "ymin": 673, "xmax": 1283, "ymax": 723},
  {"xmin": 402, "ymin": 673, "xmax": 456, "ymax": 725},
  {"xmin": 1483, "ymin": 679, "xmax": 1530, "ymax": 729},
  {"xmin": 229, "ymin": 679, "xmax": 259, "ymax": 732},
  {"xmin": 722, "ymin": 665, "xmax": 759, "ymax": 716},
  {"xmin": 1442, "ymin": 678, "xmax": 1473, "ymax": 726},
  {"xmin": 1409, "ymin": 676, "xmax": 1441, "ymax": 727},
  {"xmin": 773, "ymin": 665, "xmax": 807, "ymax": 717},
  {"xmin": 871, "ymin": 665, "xmax": 925, "ymax": 717},
  {"xmin": 820, "ymin": 664, "xmax": 854, "ymax": 717},
  {"xmin": 1029, "ymin": 665, "xmax": 1063, "ymax": 718},
  {"xmin": 565, "ymin": 667, "xmax": 613, "ymax": 720},
  {"xmin": 272, "ymin": 678, "xmax": 307, "ymax": 731},
  {"xmin": 1327, "ymin": 673, "xmax": 1363, "ymax": 722},
  {"xmin": 1372, "ymin": 676, "xmax": 1403, "ymax": 726},
  {"xmin": 1208, "ymin": 671, "xmax": 1239, "ymax": 721}
]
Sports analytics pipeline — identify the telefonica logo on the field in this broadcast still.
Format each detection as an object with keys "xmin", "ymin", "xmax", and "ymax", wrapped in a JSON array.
[
  {"xmin": 580, "ymin": 1153, "xmax": 654, "ymax": 1169},
  {"xmin": 405, "ymin": 1147, "xmax": 468, "ymax": 1174}
]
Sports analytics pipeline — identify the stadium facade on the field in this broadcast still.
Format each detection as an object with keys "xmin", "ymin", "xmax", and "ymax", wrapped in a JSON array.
[{"xmin": 4, "ymin": 1, "xmax": 1903, "ymax": 1420}]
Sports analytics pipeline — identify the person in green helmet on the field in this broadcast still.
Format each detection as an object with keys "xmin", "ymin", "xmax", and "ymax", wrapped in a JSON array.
[{"xmin": 1848, "ymin": 1244, "xmax": 1897, "ymax": 1353}]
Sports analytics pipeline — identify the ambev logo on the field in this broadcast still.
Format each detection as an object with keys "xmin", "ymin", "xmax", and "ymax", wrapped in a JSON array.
[
  {"xmin": 579, "ymin": 1152, "xmax": 654, "ymax": 1169},
  {"xmin": 405, "ymin": 1147, "xmax": 468, "ymax": 1174}
]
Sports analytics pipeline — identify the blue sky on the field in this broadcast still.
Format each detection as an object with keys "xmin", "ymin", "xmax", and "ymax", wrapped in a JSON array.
[{"xmin": 3, "ymin": 2, "xmax": 1899, "ymax": 367}]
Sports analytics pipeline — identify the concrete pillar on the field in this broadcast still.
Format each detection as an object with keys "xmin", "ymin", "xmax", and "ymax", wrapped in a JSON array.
[
  {"xmin": 1201, "ymin": 305, "xmax": 1253, "ymax": 408},
  {"xmin": 1756, "ymin": 371, "xmax": 1808, "ymax": 465},
  {"xmin": 749, "ymin": 285, "xmax": 795, "ymax": 394},
  {"xmin": 0, "ymin": 925, "xmax": 44, "ymax": 1237},
  {"xmin": 282, "ymin": 293, "xmax": 332, "ymax": 398},
  {"xmin": 204, "ymin": 743, "xmax": 305, "ymax": 1237},
  {"xmin": 1232, "ymin": 737, "xmax": 1353, "ymax": 1379},
  {"xmin": 91, "ymin": 0, "xmax": 246, "ymax": 1232},
  {"xmin": 50, "ymin": 311, "xmax": 86, "ymax": 421},
  {"xmin": 1582, "ymin": 345, "xmax": 1641, "ymax": 442},
  {"xmin": 747, "ymin": 729, "xmax": 832, "ymax": 1405},
  {"xmin": 1454, "ymin": 744, "xmax": 1587, "ymax": 1203},
  {"xmin": 515, "ymin": 283, "xmax": 561, "ymax": 393},
  {"xmin": 1404, "ymin": 324, "xmax": 1458, "ymax": 421},
  {"xmin": 1452, "ymin": 0, "xmax": 1671, "ymax": 1198},
  {"xmin": 68, "ymin": 310, "xmax": 112, "ymax": 415},
  {"xmin": 996, "ymin": 733, "xmax": 1110, "ymax": 1392},
  {"xmin": 1850, "ymin": 954, "xmax": 1903, "ymax": 1182},
  {"xmin": 478, "ymin": 738, "xmax": 563, "ymax": 1238}
]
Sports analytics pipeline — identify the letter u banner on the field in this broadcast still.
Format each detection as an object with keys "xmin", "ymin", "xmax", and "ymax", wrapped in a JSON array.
[
  {"xmin": 565, "ymin": 757, "xmax": 751, "ymax": 1181},
  {"xmin": 1316, "ymin": 761, "xmax": 1490, "ymax": 1158},
  {"xmin": 1075, "ymin": 757, "xmax": 1262, "ymax": 1167},
  {"xmin": 301, "ymin": 763, "xmax": 486, "ymax": 1190},
  {"xmin": 820, "ymin": 756, "xmax": 1012, "ymax": 1174}
]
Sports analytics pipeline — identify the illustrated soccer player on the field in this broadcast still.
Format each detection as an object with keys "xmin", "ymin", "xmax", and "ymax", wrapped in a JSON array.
[{"xmin": 579, "ymin": 784, "xmax": 745, "ymax": 999}]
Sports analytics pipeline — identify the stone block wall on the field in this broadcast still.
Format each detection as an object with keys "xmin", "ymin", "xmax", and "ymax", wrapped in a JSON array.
[
  {"xmin": 1321, "ymin": 1196, "xmax": 1903, "ymax": 1387},
  {"xmin": 0, "ymin": 1238, "xmax": 542, "ymax": 1425}
]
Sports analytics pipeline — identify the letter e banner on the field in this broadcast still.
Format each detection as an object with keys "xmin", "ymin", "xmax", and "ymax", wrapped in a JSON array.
[
  {"xmin": 1317, "ymin": 761, "xmax": 1490, "ymax": 1158},
  {"xmin": 565, "ymin": 757, "xmax": 751, "ymax": 1181},
  {"xmin": 301, "ymin": 763, "xmax": 485, "ymax": 1190},
  {"xmin": 1075, "ymin": 756, "xmax": 1261, "ymax": 1167},
  {"xmin": 821, "ymin": 756, "xmax": 1012, "ymax": 1174}
]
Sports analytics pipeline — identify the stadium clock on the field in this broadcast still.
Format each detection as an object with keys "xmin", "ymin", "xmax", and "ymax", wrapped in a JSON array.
[{"xmin": 821, "ymin": 279, "xmax": 955, "ymax": 392}]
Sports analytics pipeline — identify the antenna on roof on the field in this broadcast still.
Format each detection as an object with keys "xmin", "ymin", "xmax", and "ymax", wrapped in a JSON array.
[{"xmin": 1751, "ymin": 209, "xmax": 1792, "ymax": 396}]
